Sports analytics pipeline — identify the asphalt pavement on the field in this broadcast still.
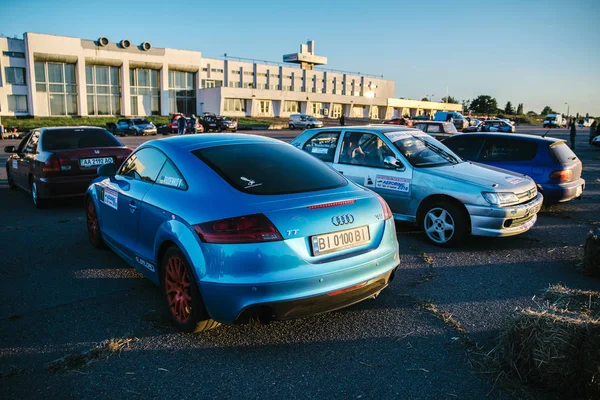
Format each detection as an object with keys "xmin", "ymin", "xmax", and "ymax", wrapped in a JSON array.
[{"xmin": 1, "ymin": 125, "xmax": 599, "ymax": 399}]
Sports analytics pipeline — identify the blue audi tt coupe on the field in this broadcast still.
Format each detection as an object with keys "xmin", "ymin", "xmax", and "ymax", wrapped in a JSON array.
[{"xmin": 86, "ymin": 134, "xmax": 399, "ymax": 332}]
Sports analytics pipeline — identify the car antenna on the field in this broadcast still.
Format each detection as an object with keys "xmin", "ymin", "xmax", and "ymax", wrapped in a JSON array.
[{"xmin": 542, "ymin": 130, "xmax": 550, "ymax": 138}]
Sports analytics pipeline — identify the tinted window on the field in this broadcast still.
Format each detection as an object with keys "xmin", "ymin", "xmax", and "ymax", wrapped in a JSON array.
[
  {"xmin": 443, "ymin": 135, "xmax": 485, "ymax": 160},
  {"xmin": 156, "ymin": 159, "xmax": 187, "ymax": 190},
  {"xmin": 549, "ymin": 142, "xmax": 577, "ymax": 163},
  {"xmin": 16, "ymin": 132, "xmax": 32, "ymax": 153},
  {"xmin": 42, "ymin": 128, "xmax": 122, "ymax": 151},
  {"xmin": 119, "ymin": 147, "xmax": 166, "ymax": 183},
  {"xmin": 302, "ymin": 132, "xmax": 340, "ymax": 162},
  {"xmin": 193, "ymin": 143, "xmax": 347, "ymax": 195},
  {"xmin": 339, "ymin": 132, "xmax": 396, "ymax": 168},
  {"xmin": 479, "ymin": 138, "xmax": 537, "ymax": 162},
  {"xmin": 428, "ymin": 124, "xmax": 442, "ymax": 133}
]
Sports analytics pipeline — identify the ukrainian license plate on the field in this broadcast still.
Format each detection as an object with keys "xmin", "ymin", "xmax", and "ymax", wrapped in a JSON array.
[
  {"xmin": 311, "ymin": 225, "xmax": 371, "ymax": 256},
  {"xmin": 80, "ymin": 157, "xmax": 113, "ymax": 168}
]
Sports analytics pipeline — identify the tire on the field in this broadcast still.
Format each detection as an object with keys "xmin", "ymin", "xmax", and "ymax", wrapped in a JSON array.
[
  {"xmin": 30, "ymin": 180, "xmax": 48, "ymax": 208},
  {"xmin": 307, "ymin": 124, "xmax": 314, "ymax": 129},
  {"xmin": 232, "ymin": 129, "xmax": 237, "ymax": 132},
  {"xmin": 421, "ymin": 201, "xmax": 468, "ymax": 247},
  {"xmin": 6, "ymin": 167, "xmax": 16, "ymax": 189},
  {"xmin": 161, "ymin": 246, "xmax": 220, "ymax": 333},
  {"xmin": 86, "ymin": 198, "xmax": 105, "ymax": 248},
  {"xmin": 289, "ymin": 124, "xmax": 295, "ymax": 129},
  {"xmin": 217, "ymin": 126, "xmax": 222, "ymax": 133}
]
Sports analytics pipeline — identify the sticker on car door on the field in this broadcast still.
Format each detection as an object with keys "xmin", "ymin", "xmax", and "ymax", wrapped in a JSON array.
[
  {"xmin": 375, "ymin": 175, "xmax": 411, "ymax": 193},
  {"xmin": 101, "ymin": 187, "xmax": 119, "ymax": 210},
  {"xmin": 12, "ymin": 159, "xmax": 17, "ymax": 169}
]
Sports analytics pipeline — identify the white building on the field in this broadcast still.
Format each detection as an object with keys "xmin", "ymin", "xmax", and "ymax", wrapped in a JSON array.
[{"xmin": 0, "ymin": 33, "xmax": 461, "ymax": 119}]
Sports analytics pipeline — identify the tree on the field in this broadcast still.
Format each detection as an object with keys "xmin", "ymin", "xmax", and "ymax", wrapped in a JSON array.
[
  {"xmin": 470, "ymin": 95, "xmax": 498, "ymax": 115},
  {"xmin": 441, "ymin": 96, "xmax": 459, "ymax": 104},
  {"xmin": 516, "ymin": 103, "xmax": 524, "ymax": 115},
  {"xmin": 504, "ymin": 101, "xmax": 515, "ymax": 115},
  {"xmin": 541, "ymin": 106, "xmax": 555, "ymax": 115},
  {"xmin": 461, "ymin": 99, "xmax": 471, "ymax": 114},
  {"xmin": 421, "ymin": 97, "xmax": 429, "ymax": 102}
]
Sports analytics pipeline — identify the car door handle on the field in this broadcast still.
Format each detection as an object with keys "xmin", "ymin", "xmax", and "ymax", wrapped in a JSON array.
[{"xmin": 129, "ymin": 202, "xmax": 138, "ymax": 213}]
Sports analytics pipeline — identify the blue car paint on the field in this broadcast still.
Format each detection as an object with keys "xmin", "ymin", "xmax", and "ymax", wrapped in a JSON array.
[
  {"xmin": 443, "ymin": 133, "xmax": 585, "ymax": 202},
  {"xmin": 87, "ymin": 134, "xmax": 399, "ymax": 324}
]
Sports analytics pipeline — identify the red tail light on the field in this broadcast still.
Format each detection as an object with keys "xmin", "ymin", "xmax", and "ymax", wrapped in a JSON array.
[
  {"xmin": 42, "ymin": 154, "xmax": 71, "ymax": 173},
  {"xmin": 549, "ymin": 169, "xmax": 572, "ymax": 181},
  {"xmin": 307, "ymin": 200, "xmax": 356, "ymax": 209},
  {"xmin": 375, "ymin": 195, "xmax": 393, "ymax": 220},
  {"xmin": 193, "ymin": 213, "xmax": 283, "ymax": 244}
]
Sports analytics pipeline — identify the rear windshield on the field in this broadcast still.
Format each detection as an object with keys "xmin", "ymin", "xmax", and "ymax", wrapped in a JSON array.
[
  {"xmin": 42, "ymin": 128, "xmax": 123, "ymax": 151},
  {"xmin": 550, "ymin": 142, "xmax": 577, "ymax": 163},
  {"xmin": 193, "ymin": 143, "xmax": 347, "ymax": 195}
]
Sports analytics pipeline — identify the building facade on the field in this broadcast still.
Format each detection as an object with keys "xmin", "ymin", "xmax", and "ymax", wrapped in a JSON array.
[{"xmin": 0, "ymin": 33, "xmax": 461, "ymax": 119}]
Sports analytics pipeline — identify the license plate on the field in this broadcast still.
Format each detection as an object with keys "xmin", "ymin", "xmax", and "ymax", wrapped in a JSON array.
[
  {"xmin": 80, "ymin": 157, "xmax": 114, "ymax": 168},
  {"xmin": 311, "ymin": 225, "xmax": 371, "ymax": 256}
]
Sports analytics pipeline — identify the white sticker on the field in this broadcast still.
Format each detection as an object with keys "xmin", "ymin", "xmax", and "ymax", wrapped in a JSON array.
[
  {"xmin": 311, "ymin": 147, "xmax": 329, "ymax": 154},
  {"xmin": 364, "ymin": 175, "xmax": 375, "ymax": 187},
  {"xmin": 102, "ymin": 187, "xmax": 118, "ymax": 210},
  {"xmin": 385, "ymin": 132, "xmax": 410, "ymax": 142},
  {"xmin": 240, "ymin": 176, "xmax": 262, "ymax": 189},
  {"xmin": 12, "ymin": 159, "xmax": 17, "ymax": 169},
  {"xmin": 505, "ymin": 176, "xmax": 525, "ymax": 185},
  {"xmin": 376, "ymin": 175, "xmax": 411, "ymax": 193},
  {"xmin": 160, "ymin": 176, "xmax": 182, "ymax": 187},
  {"xmin": 135, "ymin": 256, "xmax": 156, "ymax": 273}
]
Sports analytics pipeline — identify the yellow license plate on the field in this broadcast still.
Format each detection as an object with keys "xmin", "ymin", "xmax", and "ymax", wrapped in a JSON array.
[{"xmin": 311, "ymin": 225, "xmax": 371, "ymax": 256}]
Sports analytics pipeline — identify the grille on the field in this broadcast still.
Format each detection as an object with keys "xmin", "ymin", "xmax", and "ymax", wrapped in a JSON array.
[{"xmin": 515, "ymin": 186, "xmax": 537, "ymax": 203}]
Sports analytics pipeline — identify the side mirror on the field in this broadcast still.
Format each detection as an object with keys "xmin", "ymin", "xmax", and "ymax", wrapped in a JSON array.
[
  {"xmin": 4, "ymin": 145, "xmax": 16, "ymax": 153},
  {"xmin": 384, "ymin": 156, "xmax": 404, "ymax": 170},
  {"xmin": 97, "ymin": 163, "xmax": 117, "ymax": 177}
]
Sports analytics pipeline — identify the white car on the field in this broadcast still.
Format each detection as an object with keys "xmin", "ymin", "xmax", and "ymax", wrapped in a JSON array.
[{"xmin": 289, "ymin": 114, "xmax": 324, "ymax": 130}]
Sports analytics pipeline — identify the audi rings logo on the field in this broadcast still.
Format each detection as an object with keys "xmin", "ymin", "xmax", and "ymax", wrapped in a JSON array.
[{"xmin": 331, "ymin": 214, "xmax": 355, "ymax": 226}]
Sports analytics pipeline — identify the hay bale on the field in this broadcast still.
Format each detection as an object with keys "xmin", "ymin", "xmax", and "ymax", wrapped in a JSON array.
[
  {"xmin": 494, "ymin": 286, "xmax": 600, "ymax": 397},
  {"xmin": 583, "ymin": 227, "xmax": 600, "ymax": 278}
]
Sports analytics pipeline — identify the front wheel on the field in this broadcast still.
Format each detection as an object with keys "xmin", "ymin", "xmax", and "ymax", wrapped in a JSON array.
[
  {"xmin": 422, "ymin": 201, "xmax": 468, "ymax": 246},
  {"xmin": 161, "ymin": 247, "xmax": 220, "ymax": 333},
  {"xmin": 289, "ymin": 124, "xmax": 295, "ymax": 129}
]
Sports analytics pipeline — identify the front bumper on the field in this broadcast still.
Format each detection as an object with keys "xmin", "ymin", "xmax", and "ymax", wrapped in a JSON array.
[
  {"xmin": 540, "ymin": 178, "xmax": 585, "ymax": 203},
  {"xmin": 466, "ymin": 192, "xmax": 544, "ymax": 237},
  {"xmin": 37, "ymin": 175, "xmax": 96, "ymax": 198}
]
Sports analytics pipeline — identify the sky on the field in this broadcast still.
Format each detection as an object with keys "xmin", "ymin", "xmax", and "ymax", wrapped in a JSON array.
[{"xmin": 2, "ymin": 0, "xmax": 599, "ymax": 116}]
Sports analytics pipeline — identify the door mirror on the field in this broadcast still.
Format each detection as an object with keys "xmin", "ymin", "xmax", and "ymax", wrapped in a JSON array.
[
  {"xmin": 4, "ymin": 145, "xmax": 16, "ymax": 153},
  {"xmin": 97, "ymin": 163, "xmax": 117, "ymax": 177},
  {"xmin": 384, "ymin": 156, "xmax": 404, "ymax": 169}
]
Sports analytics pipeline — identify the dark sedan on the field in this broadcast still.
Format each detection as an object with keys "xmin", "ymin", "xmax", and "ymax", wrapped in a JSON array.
[{"xmin": 5, "ymin": 127, "xmax": 132, "ymax": 207}]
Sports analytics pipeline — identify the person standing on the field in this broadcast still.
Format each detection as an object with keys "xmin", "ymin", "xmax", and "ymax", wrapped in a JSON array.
[
  {"xmin": 177, "ymin": 115, "xmax": 186, "ymax": 135},
  {"xmin": 590, "ymin": 120, "xmax": 598, "ymax": 145},
  {"xmin": 339, "ymin": 114, "xmax": 345, "ymax": 126},
  {"xmin": 570, "ymin": 118, "xmax": 577, "ymax": 150},
  {"xmin": 190, "ymin": 114, "xmax": 197, "ymax": 134}
]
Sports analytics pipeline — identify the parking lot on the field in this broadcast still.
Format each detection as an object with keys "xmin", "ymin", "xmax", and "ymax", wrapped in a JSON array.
[{"xmin": 1, "ymin": 126, "xmax": 599, "ymax": 399}]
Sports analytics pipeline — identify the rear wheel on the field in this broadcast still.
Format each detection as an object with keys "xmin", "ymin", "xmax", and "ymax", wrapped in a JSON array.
[
  {"xmin": 30, "ymin": 180, "xmax": 48, "ymax": 208},
  {"xmin": 422, "ymin": 201, "xmax": 468, "ymax": 246},
  {"xmin": 161, "ymin": 247, "xmax": 220, "ymax": 333},
  {"xmin": 86, "ymin": 198, "xmax": 105, "ymax": 248}
]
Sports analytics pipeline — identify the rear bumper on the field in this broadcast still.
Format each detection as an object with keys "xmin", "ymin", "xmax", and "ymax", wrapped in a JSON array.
[
  {"xmin": 540, "ymin": 178, "xmax": 585, "ymax": 203},
  {"xmin": 465, "ymin": 193, "xmax": 544, "ymax": 237},
  {"xmin": 37, "ymin": 175, "xmax": 95, "ymax": 198}
]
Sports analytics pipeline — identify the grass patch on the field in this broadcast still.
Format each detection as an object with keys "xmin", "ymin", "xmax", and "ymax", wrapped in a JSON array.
[
  {"xmin": 417, "ymin": 300, "xmax": 466, "ymax": 335},
  {"xmin": 47, "ymin": 337, "xmax": 136, "ymax": 373}
]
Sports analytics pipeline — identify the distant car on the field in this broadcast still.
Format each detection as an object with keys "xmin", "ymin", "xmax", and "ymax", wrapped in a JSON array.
[
  {"xmin": 200, "ymin": 113, "xmax": 219, "ymax": 132},
  {"xmin": 443, "ymin": 133, "xmax": 585, "ymax": 203},
  {"xmin": 463, "ymin": 120, "xmax": 483, "ymax": 132},
  {"xmin": 412, "ymin": 121, "xmax": 458, "ymax": 141},
  {"xmin": 434, "ymin": 111, "xmax": 468, "ymax": 130},
  {"xmin": 216, "ymin": 116, "xmax": 238, "ymax": 132},
  {"xmin": 168, "ymin": 114, "xmax": 204, "ymax": 134},
  {"xmin": 109, "ymin": 118, "xmax": 157, "ymax": 136},
  {"xmin": 411, "ymin": 115, "xmax": 430, "ymax": 121},
  {"xmin": 292, "ymin": 126, "xmax": 543, "ymax": 246},
  {"xmin": 289, "ymin": 114, "xmax": 324, "ymax": 129},
  {"xmin": 592, "ymin": 135, "xmax": 600, "ymax": 148},
  {"xmin": 85, "ymin": 134, "xmax": 399, "ymax": 332},
  {"xmin": 5, "ymin": 127, "xmax": 132, "ymax": 207},
  {"xmin": 480, "ymin": 119, "xmax": 515, "ymax": 133},
  {"xmin": 383, "ymin": 118, "xmax": 413, "ymax": 127}
]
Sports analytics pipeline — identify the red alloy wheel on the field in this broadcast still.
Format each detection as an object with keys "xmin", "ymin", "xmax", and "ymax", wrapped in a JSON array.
[
  {"xmin": 86, "ymin": 201, "xmax": 99, "ymax": 244},
  {"xmin": 164, "ymin": 255, "xmax": 192, "ymax": 324}
]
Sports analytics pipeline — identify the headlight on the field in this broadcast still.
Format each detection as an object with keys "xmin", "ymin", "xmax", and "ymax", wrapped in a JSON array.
[{"xmin": 482, "ymin": 192, "xmax": 519, "ymax": 205}]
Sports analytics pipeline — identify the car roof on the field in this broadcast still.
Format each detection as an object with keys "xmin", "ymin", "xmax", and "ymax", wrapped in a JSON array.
[
  {"xmin": 316, "ymin": 125, "xmax": 417, "ymax": 133},
  {"xmin": 38, "ymin": 126, "xmax": 109, "ymax": 132},
  {"xmin": 450, "ymin": 132, "xmax": 563, "ymax": 143},
  {"xmin": 144, "ymin": 133, "xmax": 282, "ymax": 152},
  {"xmin": 413, "ymin": 121, "xmax": 451, "ymax": 124}
]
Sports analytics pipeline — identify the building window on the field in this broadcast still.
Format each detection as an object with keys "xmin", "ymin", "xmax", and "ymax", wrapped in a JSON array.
[
  {"xmin": 243, "ymin": 71, "xmax": 254, "ymax": 76},
  {"xmin": 331, "ymin": 104, "xmax": 343, "ymax": 119},
  {"xmin": 228, "ymin": 81, "xmax": 241, "ymax": 88},
  {"xmin": 282, "ymin": 85, "xmax": 291, "ymax": 91},
  {"xmin": 311, "ymin": 102, "xmax": 322, "ymax": 116},
  {"xmin": 270, "ymin": 74, "xmax": 280, "ymax": 79},
  {"xmin": 257, "ymin": 73, "xmax": 267, "ymax": 77},
  {"xmin": 8, "ymin": 95, "xmax": 27, "ymax": 112},
  {"xmin": 202, "ymin": 79, "xmax": 222, "ymax": 88},
  {"xmin": 86, "ymin": 65, "xmax": 121, "ymax": 116},
  {"xmin": 231, "ymin": 70, "xmax": 241, "ymax": 75},
  {"xmin": 211, "ymin": 68, "xmax": 223, "ymax": 73},
  {"xmin": 168, "ymin": 70, "xmax": 196, "ymax": 116},
  {"xmin": 269, "ymin": 85, "xmax": 279, "ymax": 90},
  {"xmin": 256, "ymin": 83, "xmax": 267, "ymax": 89},
  {"xmin": 5, "ymin": 67, "xmax": 26, "ymax": 85},
  {"xmin": 3, "ymin": 51, "xmax": 25, "ymax": 58},
  {"xmin": 284, "ymin": 101, "xmax": 300, "ymax": 113},
  {"xmin": 258, "ymin": 100, "xmax": 271, "ymax": 116},
  {"xmin": 35, "ymin": 61, "xmax": 77, "ymax": 115},
  {"xmin": 243, "ymin": 82, "xmax": 254, "ymax": 88},
  {"xmin": 202, "ymin": 67, "xmax": 208, "ymax": 72},
  {"xmin": 223, "ymin": 98, "xmax": 246, "ymax": 112},
  {"xmin": 130, "ymin": 68, "xmax": 160, "ymax": 116}
]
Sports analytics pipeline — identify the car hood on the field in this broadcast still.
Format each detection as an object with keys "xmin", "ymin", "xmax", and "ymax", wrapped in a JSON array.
[{"xmin": 421, "ymin": 161, "xmax": 535, "ymax": 192}]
